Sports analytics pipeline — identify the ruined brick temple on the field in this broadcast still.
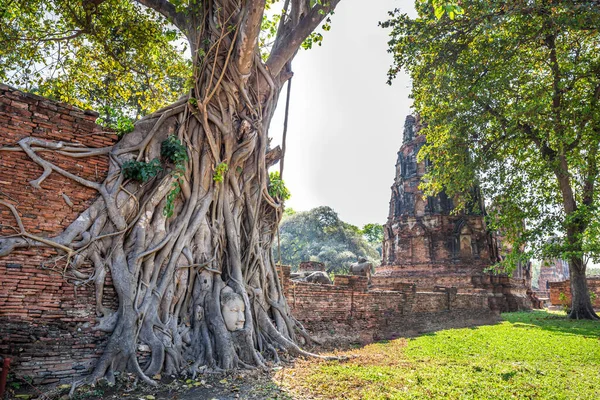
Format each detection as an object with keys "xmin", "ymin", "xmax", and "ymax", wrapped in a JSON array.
[{"xmin": 375, "ymin": 115, "xmax": 534, "ymax": 312}]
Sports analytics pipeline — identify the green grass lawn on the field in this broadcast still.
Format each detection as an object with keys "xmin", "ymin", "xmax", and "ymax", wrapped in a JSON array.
[{"xmin": 279, "ymin": 311, "xmax": 600, "ymax": 399}]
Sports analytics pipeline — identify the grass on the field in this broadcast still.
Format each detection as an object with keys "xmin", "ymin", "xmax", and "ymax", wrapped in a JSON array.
[{"xmin": 277, "ymin": 311, "xmax": 600, "ymax": 399}]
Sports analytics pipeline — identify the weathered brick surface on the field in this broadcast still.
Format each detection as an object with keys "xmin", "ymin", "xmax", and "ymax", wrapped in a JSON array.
[
  {"xmin": 381, "ymin": 115, "xmax": 496, "ymax": 280},
  {"xmin": 0, "ymin": 84, "xmax": 117, "ymax": 383},
  {"xmin": 549, "ymin": 279, "xmax": 600, "ymax": 308},
  {"xmin": 298, "ymin": 261, "xmax": 325, "ymax": 272},
  {"xmin": 281, "ymin": 266, "xmax": 498, "ymax": 345},
  {"xmin": 537, "ymin": 258, "xmax": 569, "ymax": 291}
]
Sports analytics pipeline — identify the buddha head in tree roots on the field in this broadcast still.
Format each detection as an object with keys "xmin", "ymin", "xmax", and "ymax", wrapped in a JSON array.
[{"xmin": 220, "ymin": 286, "xmax": 245, "ymax": 331}]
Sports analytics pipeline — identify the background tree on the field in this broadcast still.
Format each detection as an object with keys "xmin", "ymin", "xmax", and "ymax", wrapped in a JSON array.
[
  {"xmin": 277, "ymin": 206, "xmax": 380, "ymax": 274},
  {"xmin": 0, "ymin": 0, "xmax": 344, "ymax": 389},
  {"xmin": 362, "ymin": 222, "xmax": 383, "ymax": 257},
  {"xmin": 384, "ymin": 0, "xmax": 600, "ymax": 319}
]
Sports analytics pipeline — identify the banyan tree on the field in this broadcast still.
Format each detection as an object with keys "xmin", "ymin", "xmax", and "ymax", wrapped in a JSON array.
[{"xmin": 0, "ymin": 0, "xmax": 343, "ymax": 389}]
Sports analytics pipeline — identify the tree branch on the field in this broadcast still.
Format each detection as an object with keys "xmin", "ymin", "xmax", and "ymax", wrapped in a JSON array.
[
  {"xmin": 582, "ymin": 138, "xmax": 599, "ymax": 207},
  {"xmin": 134, "ymin": 0, "xmax": 188, "ymax": 32},
  {"xmin": 237, "ymin": 0, "xmax": 267, "ymax": 77},
  {"xmin": 545, "ymin": 33, "xmax": 565, "ymax": 139},
  {"xmin": 267, "ymin": 0, "xmax": 341, "ymax": 77}
]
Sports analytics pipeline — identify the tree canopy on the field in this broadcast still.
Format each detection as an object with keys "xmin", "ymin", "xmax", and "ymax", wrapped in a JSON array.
[
  {"xmin": 384, "ymin": 0, "xmax": 600, "ymax": 318},
  {"xmin": 0, "ymin": 0, "xmax": 191, "ymax": 120},
  {"xmin": 278, "ymin": 206, "xmax": 380, "ymax": 273}
]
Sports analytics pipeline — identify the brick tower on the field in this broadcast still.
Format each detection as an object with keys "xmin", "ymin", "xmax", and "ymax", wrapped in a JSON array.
[
  {"xmin": 377, "ymin": 115, "xmax": 497, "ymax": 290},
  {"xmin": 374, "ymin": 115, "xmax": 538, "ymax": 315}
]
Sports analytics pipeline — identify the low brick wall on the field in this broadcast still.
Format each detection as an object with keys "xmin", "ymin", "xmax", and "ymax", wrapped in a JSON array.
[
  {"xmin": 284, "ymin": 269, "xmax": 498, "ymax": 346},
  {"xmin": 549, "ymin": 279, "xmax": 600, "ymax": 308},
  {"xmin": 0, "ymin": 84, "xmax": 117, "ymax": 383},
  {"xmin": 371, "ymin": 272, "xmax": 475, "ymax": 292}
]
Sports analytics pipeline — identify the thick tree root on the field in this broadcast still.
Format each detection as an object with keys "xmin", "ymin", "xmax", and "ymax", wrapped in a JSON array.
[{"xmin": 568, "ymin": 306, "xmax": 599, "ymax": 320}]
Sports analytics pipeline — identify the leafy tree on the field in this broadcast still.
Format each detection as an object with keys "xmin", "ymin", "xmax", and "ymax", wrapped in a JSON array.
[
  {"xmin": 1, "ymin": 0, "xmax": 191, "ymax": 118},
  {"xmin": 362, "ymin": 222, "xmax": 383, "ymax": 255},
  {"xmin": 384, "ymin": 0, "xmax": 600, "ymax": 319},
  {"xmin": 587, "ymin": 264, "xmax": 600, "ymax": 277},
  {"xmin": 277, "ymin": 206, "xmax": 380, "ymax": 274},
  {"xmin": 0, "ymin": 0, "xmax": 345, "ymax": 389}
]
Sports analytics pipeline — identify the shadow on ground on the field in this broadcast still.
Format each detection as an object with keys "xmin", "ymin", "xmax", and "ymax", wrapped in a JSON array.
[
  {"xmin": 31, "ymin": 369, "xmax": 293, "ymax": 400},
  {"xmin": 501, "ymin": 310, "xmax": 600, "ymax": 338}
]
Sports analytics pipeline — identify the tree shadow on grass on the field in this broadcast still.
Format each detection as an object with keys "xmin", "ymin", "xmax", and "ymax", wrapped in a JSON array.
[{"xmin": 501, "ymin": 310, "xmax": 600, "ymax": 339}]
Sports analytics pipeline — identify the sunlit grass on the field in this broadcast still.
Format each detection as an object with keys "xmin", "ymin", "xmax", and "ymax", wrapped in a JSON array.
[{"xmin": 278, "ymin": 311, "xmax": 600, "ymax": 399}]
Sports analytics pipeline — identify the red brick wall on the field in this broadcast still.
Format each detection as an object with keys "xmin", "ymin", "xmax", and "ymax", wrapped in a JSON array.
[
  {"xmin": 0, "ymin": 84, "xmax": 117, "ymax": 384},
  {"xmin": 549, "ymin": 279, "xmax": 600, "ymax": 308},
  {"xmin": 283, "ymin": 268, "xmax": 497, "ymax": 345}
]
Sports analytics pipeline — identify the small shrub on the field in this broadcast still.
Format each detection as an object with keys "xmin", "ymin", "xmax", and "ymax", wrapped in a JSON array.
[
  {"xmin": 161, "ymin": 135, "xmax": 189, "ymax": 166},
  {"xmin": 590, "ymin": 291, "xmax": 597, "ymax": 303},
  {"xmin": 558, "ymin": 292, "xmax": 571, "ymax": 314},
  {"xmin": 213, "ymin": 162, "xmax": 228, "ymax": 183},
  {"xmin": 268, "ymin": 171, "xmax": 290, "ymax": 201},
  {"xmin": 121, "ymin": 159, "xmax": 162, "ymax": 182},
  {"xmin": 160, "ymin": 136, "xmax": 189, "ymax": 218}
]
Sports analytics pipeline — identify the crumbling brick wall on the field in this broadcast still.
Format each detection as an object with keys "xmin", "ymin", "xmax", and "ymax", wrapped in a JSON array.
[
  {"xmin": 282, "ymin": 266, "xmax": 498, "ymax": 345},
  {"xmin": 537, "ymin": 258, "xmax": 569, "ymax": 293},
  {"xmin": 549, "ymin": 279, "xmax": 600, "ymax": 308},
  {"xmin": 0, "ymin": 84, "xmax": 117, "ymax": 384}
]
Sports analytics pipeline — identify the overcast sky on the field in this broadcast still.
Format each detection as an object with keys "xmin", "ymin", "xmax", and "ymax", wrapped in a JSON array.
[{"xmin": 269, "ymin": 0, "xmax": 417, "ymax": 228}]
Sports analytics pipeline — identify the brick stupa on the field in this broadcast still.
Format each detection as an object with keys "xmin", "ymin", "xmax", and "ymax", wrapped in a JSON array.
[{"xmin": 374, "ymin": 115, "xmax": 535, "ymax": 311}]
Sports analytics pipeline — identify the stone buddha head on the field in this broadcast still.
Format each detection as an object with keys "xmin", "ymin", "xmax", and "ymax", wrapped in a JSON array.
[{"xmin": 220, "ymin": 286, "xmax": 245, "ymax": 331}]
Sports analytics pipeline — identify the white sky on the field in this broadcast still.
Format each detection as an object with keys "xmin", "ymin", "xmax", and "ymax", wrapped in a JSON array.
[{"xmin": 268, "ymin": 0, "xmax": 416, "ymax": 228}]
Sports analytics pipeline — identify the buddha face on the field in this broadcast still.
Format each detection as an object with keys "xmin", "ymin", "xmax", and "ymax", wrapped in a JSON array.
[{"xmin": 220, "ymin": 287, "xmax": 245, "ymax": 331}]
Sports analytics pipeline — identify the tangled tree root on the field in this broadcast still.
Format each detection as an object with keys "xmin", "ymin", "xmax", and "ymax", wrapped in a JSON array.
[{"xmin": 0, "ymin": 1, "xmax": 351, "ymax": 396}]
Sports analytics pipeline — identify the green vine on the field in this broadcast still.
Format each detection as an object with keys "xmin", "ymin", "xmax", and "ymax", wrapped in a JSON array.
[
  {"xmin": 161, "ymin": 136, "xmax": 189, "ymax": 218},
  {"xmin": 163, "ymin": 180, "xmax": 181, "ymax": 218},
  {"xmin": 121, "ymin": 159, "xmax": 162, "ymax": 182},
  {"xmin": 268, "ymin": 171, "xmax": 290, "ymax": 201}
]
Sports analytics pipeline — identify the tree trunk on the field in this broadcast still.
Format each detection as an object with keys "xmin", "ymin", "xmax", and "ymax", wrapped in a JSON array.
[
  {"xmin": 567, "ymin": 256, "xmax": 599, "ymax": 320},
  {"xmin": 553, "ymin": 154, "xmax": 598, "ymax": 320},
  {"xmin": 0, "ymin": 0, "xmax": 343, "ymax": 392}
]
